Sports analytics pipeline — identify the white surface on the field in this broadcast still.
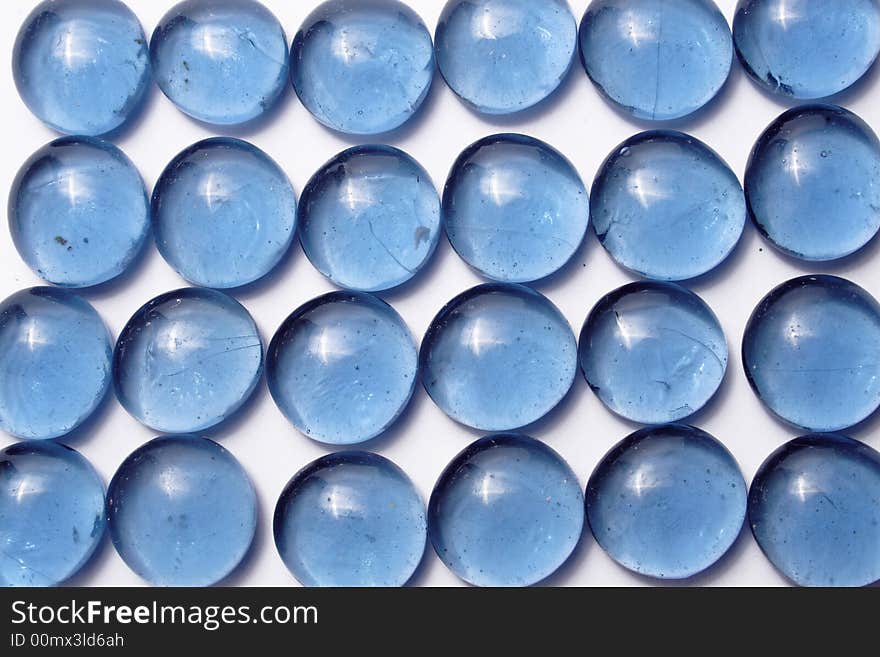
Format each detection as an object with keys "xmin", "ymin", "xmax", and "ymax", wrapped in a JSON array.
[{"xmin": 2, "ymin": 0, "xmax": 879, "ymax": 588}]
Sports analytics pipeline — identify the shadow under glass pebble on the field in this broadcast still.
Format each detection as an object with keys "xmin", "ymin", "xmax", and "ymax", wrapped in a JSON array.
[
  {"xmin": 113, "ymin": 288, "xmax": 263, "ymax": 434},
  {"xmin": 428, "ymin": 434, "xmax": 583, "ymax": 587},
  {"xmin": 274, "ymin": 452, "xmax": 426, "ymax": 587},
  {"xmin": 153, "ymin": 138, "xmax": 297, "ymax": 289},
  {"xmin": 749, "ymin": 433, "xmax": 880, "ymax": 587},
  {"xmin": 107, "ymin": 435, "xmax": 257, "ymax": 587},
  {"xmin": 444, "ymin": 134, "xmax": 589, "ymax": 283}
]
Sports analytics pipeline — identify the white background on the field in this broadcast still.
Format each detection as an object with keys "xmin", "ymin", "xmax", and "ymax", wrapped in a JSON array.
[{"xmin": 2, "ymin": 0, "xmax": 879, "ymax": 587}]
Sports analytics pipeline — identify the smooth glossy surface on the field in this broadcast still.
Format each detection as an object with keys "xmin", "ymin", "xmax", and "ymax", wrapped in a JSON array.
[
  {"xmin": 291, "ymin": 0, "xmax": 435, "ymax": 135},
  {"xmin": 0, "ymin": 441, "xmax": 105, "ymax": 587},
  {"xmin": 108, "ymin": 435, "xmax": 256, "ymax": 586},
  {"xmin": 0, "ymin": 288, "xmax": 111, "ymax": 440},
  {"xmin": 592, "ymin": 130, "xmax": 746, "ymax": 281},
  {"xmin": 10, "ymin": 137, "xmax": 149, "ymax": 288},
  {"xmin": 745, "ymin": 105, "xmax": 880, "ymax": 261},
  {"xmin": 743, "ymin": 276, "xmax": 880, "ymax": 432},
  {"xmin": 299, "ymin": 146, "xmax": 440, "ymax": 292},
  {"xmin": 429, "ymin": 434, "xmax": 583, "ymax": 587},
  {"xmin": 153, "ymin": 138, "xmax": 297, "ymax": 289},
  {"xmin": 444, "ymin": 134, "xmax": 589, "ymax": 283},
  {"xmin": 274, "ymin": 452, "xmax": 426, "ymax": 587},
  {"xmin": 150, "ymin": 0, "xmax": 289, "ymax": 125},
  {"xmin": 579, "ymin": 0, "xmax": 733, "ymax": 121},
  {"xmin": 435, "ymin": 0, "xmax": 576, "ymax": 114},
  {"xmin": 580, "ymin": 282, "xmax": 727, "ymax": 424},
  {"xmin": 587, "ymin": 424, "xmax": 746, "ymax": 580},
  {"xmin": 267, "ymin": 293, "xmax": 417, "ymax": 445},
  {"xmin": 113, "ymin": 288, "xmax": 263, "ymax": 434},
  {"xmin": 13, "ymin": 0, "xmax": 150, "ymax": 136},
  {"xmin": 420, "ymin": 284, "xmax": 577, "ymax": 431}
]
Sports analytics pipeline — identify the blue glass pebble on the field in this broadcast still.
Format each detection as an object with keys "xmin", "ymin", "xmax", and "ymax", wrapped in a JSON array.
[
  {"xmin": 9, "ymin": 137, "xmax": 149, "ymax": 288},
  {"xmin": 299, "ymin": 146, "xmax": 440, "ymax": 292},
  {"xmin": 592, "ymin": 130, "xmax": 746, "ymax": 281},
  {"xmin": 579, "ymin": 282, "xmax": 728, "ymax": 424},
  {"xmin": 153, "ymin": 138, "xmax": 297, "ymax": 289},
  {"xmin": 0, "ymin": 441, "xmax": 105, "ymax": 587},
  {"xmin": 150, "ymin": 0, "xmax": 289, "ymax": 125},
  {"xmin": 107, "ymin": 435, "xmax": 257, "ymax": 586},
  {"xmin": 113, "ymin": 288, "xmax": 263, "ymax": 434},
  {"xmin": 745, "ymin": 105, "xmax": 880, "ymax": 261},
  {"xmin": 435, "ymin": 0, "xmax": 577, "ymax": 115},
  {"xmin": 420, "ymin": 284, "xmax": 577, "ymax": 431},
  {"xmin": 444, "ymin": 134, "xmax": 589, "ymax": 283},
  {"xmin": 428, "ymin": 434, "xmax": 583, "ymax": 587},
  {"xmin": 267, "ymin": 292, "xmax": 417, "ymax": 445},
  {"xmin": 743, "ymin": 276, "xmax": 880, "ymax": 432},
  {"xmin": 13, "ymin": 0, "xmax": 150, "ymax": 136},
  {"xmin": 274, "ymin": 452, "xmax": 426, "ymax": 587},
  {"xmin": 586, "ymin": 424, "xmax": 746, "ymax": 580},
  {"xmin": 0, "ymin": 288, "xmax": 111, "ymax": 440},
  {"xmin": 291, "ymin": 0, "xmax": 435, "ymax": 135},
  {"xmin": 579, "ymin": 0, "xmax": 733, "ymax": 121},
  {"xmin": 734, "ymin": 0, "xmax": 880, "ymax": 99}
]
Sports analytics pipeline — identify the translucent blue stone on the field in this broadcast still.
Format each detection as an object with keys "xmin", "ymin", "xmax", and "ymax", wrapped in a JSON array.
[
  {"xmin": 153, "ymin": 138, "xmax": 297, "ymax": 289},
  {"xmin": 743, "ymin": 276, "xmax": 880, "ymax": 432},
  {"xmin": 267, "ymin": 292, "xmax": 417, "ymax": 445},
  {"xmin": 9, "ymin": 137, "xmax": 149, "ymax": 288},
  {"xmin": 734, "ymin": 0, "xmax": 880, "ymax": 99},
  {"xmin": 579, "ymin": 282, "xmax": 727, "ymax": 424},
  {"xmin": 299, "ymin": 146, "xmax": 440, "ymax": 292},
  {"xmin": 274, "ymin": 452, "xmax": 426, "ymax": 587},
  {"xmin": 107, "ymin": 435, "xmax": 257, "ymax": 586},
  {"xmin": 113, "ymin": 288, "xmax": 263, "ymax": 434},
  {"xmin": 579, "ymin": 0, "xmax": 733, "ymax": 121},
  {"xmin": 0, "ymin": 441, "xmax": 105, "ymax": 587},
  {"xmin": 435, "ymin": 0, "xmax": 577, "ymax": 115},
  {"xmin": 592, "ymin": 130, "xmax": 746, "ymax": 281},
  {"xmin": 428, "ymin": 434, "xmax": 583, "ymax": 587},
  {"xmin": 150, "ymin": 0, "xmax": 289, "ymax": 125},
  {"xmin": 444, "ymin": 134, "xmax": 589, "ymax": 283},
  {"xmin": 0, "ymin": 288, "xmax": 111, "ymax": 441},
  {"xmin": 745, "ymin": 105, "xmax": 880, "ymax": 261},
  {"xmin": 13, "ymin": 0, "xmax": 150, "ymax": 136},
  {"xmin": 291, "ymin": 0, "xmax": 435, "ymax": 135},
  {"xmin": 420, "ymin": 284, "xmax": 577, "ymax": 431},
  {"xmin": 586, "ymin": 424, "xmax": 746, "ymax": 580}
]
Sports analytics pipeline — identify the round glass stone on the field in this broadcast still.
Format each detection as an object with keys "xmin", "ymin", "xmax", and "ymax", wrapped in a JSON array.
[
  {"xmin": 291, "ymin": 0, "xmax": 435, "ymax": 135},
  {"xmin": 267, "ymin": 292, "xmax": 417, "ymax": 445},
  {"xmin": 592, "ymin": 130, "xmax": 746, "ymax": 281},
  {"xmin": 153, "ymin": 138, "xmax": 297, "ymax": 289},
  {"xmin": 743, "ymin": 276, "xmax": 880, "ymax": 432},
  {"xmin": 299, "ymin": 145, "xmax": 440, "ymax": 292},
  {"xmin": 586, "ymin": 424, "xmax": 747, "ymax": 580},
  {"xmin": 113, "ymin": 288, "xmax": 263, "ymax": 434},
  {"xmin": 150, "ymin": 0, "xmax": 289, "ymax": 126},
  {"xmin": 107, "ymin": 435, "xmax": 257, "ymax": 586},
  {"xmin": 274, "ymin": 451, "xmax": 426, "ymax": 587},
  {"xmin": 420, "ymin": 284, "xmax": 577, "ymax": 431},
  {"xmin": 733, "ymin": 0, "xmax": 880, "ymax": 99},
  {"xmin": 9, "ymin": 137, "xmax": 150, "ymax": 288},
  {"xmin": 0, "ymin": 288, "xmax": 111, "ymax": 441},
  {"xmin": 13, "ymin": 0, "xmax": 150, "ymax": 136},
  {"xmin": 428, "ymin": 434, "xmax": 583, "ymax": 587},
  {"xmin": 444, "ymin": 134, "xmax": 589, "ymax": 283},
  {"xmin": 579, "ymin": 0, "xmax": 733, "ymax": 121},
  {"xmin": 435, "ymin": 0, "xmax": 577, "ymax": 115},
  {"xmin": 745, "ymin": 105, "xmax": 880, "ymax": 261},
  {"xmin": 579, "ymin": 282, "xmax": 728, "ymax": 424},
  {"xmin": 0, "ymin": 441, "xmax": 105, "ymax": 587}
]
